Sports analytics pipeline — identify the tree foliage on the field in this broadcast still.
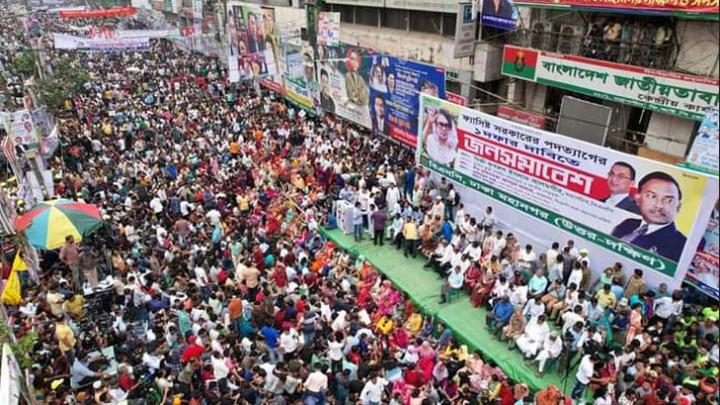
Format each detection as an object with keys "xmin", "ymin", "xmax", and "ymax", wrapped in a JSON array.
[
  {"xmin": 11, "ymin": 51, "xmax": 37, "ymax": 78},
  {"xmin": 0, "ymin": 322, "xmax": 38, "ymax": 370},
  {"xmin": 36, "ymin": 56, "xmax": 90, "ymax": 114}
]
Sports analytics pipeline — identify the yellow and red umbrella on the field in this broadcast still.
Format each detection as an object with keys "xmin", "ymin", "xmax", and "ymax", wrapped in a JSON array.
[{"xmin": 14, "ymin": 199, "xmax": 103, "ymax": 250}]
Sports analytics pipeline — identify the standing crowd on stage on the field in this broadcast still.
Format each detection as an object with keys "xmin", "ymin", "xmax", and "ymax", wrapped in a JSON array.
[{"xmin": 0, "ymin": 9, "xmax": 718, "ymax": 405}]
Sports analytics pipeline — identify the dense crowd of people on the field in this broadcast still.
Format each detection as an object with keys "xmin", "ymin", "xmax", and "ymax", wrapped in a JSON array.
[{"xmin": 1, "ymin": 8, "xmax": 719, "ymax": 405}]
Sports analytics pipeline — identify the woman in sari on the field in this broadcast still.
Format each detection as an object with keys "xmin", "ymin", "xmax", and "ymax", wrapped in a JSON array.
[
  {"xmin": 463, "ymin": 260, "xmax": 483, "ymax": 292},
  {"xmin": 470, "ymin": 271, "xmax": 496, "ymax": 308},
  {"xmin": 404, "ymin": 312, "xmax": 424, "ymax": 336}
]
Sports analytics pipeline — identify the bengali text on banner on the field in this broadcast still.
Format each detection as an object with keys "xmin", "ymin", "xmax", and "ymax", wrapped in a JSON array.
[{"xmin": 417, "ymin": 94, "xmax": 719, "ymax": 278}]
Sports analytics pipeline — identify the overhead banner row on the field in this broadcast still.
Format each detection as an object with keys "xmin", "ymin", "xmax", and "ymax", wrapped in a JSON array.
[{"xmin": 226, "ymin": 1, "xmax": 447, "ymax": 149}]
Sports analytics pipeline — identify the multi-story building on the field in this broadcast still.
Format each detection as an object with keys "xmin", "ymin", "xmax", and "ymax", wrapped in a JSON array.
[{"xmin": 502, "ymin": 3, "xmax": 719, "ymax": 162}]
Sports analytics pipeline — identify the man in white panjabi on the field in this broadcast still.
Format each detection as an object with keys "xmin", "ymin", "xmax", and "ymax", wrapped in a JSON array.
[
  {"xmin": 423, "ymin": 108, "xmax": 458, "ymax": 166},
  {"xmin": 533, "ymin": 333, "xmax": 563, "ymax": 376},
  {"xmin": 515, "ymin": 314, "xmax": 550, "ymax": 359}
]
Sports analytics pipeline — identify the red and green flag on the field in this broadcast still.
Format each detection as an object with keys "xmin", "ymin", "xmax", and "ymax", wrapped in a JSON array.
[{"xmin": 502, "ymin": 46, "xmax": 539, "ymax": 81}]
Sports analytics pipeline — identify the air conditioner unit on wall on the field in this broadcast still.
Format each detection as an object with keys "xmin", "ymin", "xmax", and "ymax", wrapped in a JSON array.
[
  {"xmin": 530, "ymin": 22, "xmax": 553, "ymax": 51},
  {"xmin": 556, "ymin": 25, "xmax": 584, "ymax": 55}
]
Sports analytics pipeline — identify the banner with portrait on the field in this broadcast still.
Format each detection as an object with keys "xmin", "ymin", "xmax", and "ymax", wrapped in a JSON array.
[
  {"xmin": 367, "ymin": 55, "xmax": 445, "ymax": 147},
  {"xmin": 481, "ymin": 0, "xmax": 518, "ymax": 30},
  {"xmin": 283, "ymin": 42, "xmax": 315, "ymax": 110},
  {"xmin": 684, "ymin": 107, "xmax": 719, "ymax": 175},
  {"xmin": 417, "ymin": 95, "xmax": 719, "ymax": 283},
  {"xmin": 316, "ymin": 44, "xmax": 374, "ymax": 127},
  {"xmin": 684, "ymin": 202, "xmax": 719, "ymax": 300},
  {"xmin": 226, "ymin": 2, "xmax": 280, "ymax": 83}
]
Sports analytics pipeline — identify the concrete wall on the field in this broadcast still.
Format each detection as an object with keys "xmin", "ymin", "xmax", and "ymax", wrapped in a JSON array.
[
  {"xmin": 675, "ymin": 20, "xmax": 720, "ymax": 78},
  {"xmin": 645, "ymin": 113, "xmax": 696, "ymax": 158},
  {"xmin": 338, "ymin": 23, "xmax": 474, "ymax": 72}
]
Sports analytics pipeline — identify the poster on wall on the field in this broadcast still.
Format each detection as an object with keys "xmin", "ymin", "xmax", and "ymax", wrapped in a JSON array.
[
  {"xmin": 685, "ymin": 201, "xmax": 719, "ymax": 300},
  {"xmin": 284, "ymin": 42, "xmax": 315, "ymax": 110},
  {"xmin": 367, "ymin": 55, "xmax": 445, "ymax": 147},
  {"xmin": 417, "ymin": 94, "xmax": 719, "ymax": 279},
  {"xmin": 226, "ymin": 2, "xmax": 280, "ymax": 83},
  {"xmin": 9, "ymin": 110, "xmax": 39, "ymax": 150},
  {"xmin": 316, "ymin": 45, "xmax": 373, "ymax": 127},
  {"xmin": 684, "ymin": 107, "xmax": 719, "ymax": 175},
  {"xmin": 317, "ymin": 12, "xmax": 340, "ymax": 47},
  {"xmin": 481, "ymin": 0, "xmax": 517, "ymax": 30}
]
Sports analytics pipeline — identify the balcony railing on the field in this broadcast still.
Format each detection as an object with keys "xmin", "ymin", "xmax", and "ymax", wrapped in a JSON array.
[{"xmin": 509, "ymin": 25, "xmax": 677, "ymax": 71}]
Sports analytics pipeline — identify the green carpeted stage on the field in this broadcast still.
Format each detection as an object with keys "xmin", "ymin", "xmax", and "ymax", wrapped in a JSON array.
[{"xmin": 322, "ymin": 228, "xmax": 575, "ymax": 394}]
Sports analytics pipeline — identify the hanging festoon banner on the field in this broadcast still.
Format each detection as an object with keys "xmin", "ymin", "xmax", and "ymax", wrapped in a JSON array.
[
  {"xmin": 317, "ymin": 12, "xmax": 340, "ymax": 47},
  {"xmin": 59, "ymin": 6, "xmax": 136, "ymax": 18},
  {"xmin": 417, "ymin": 94, "xmax": 719, "ymax": 285},
  {"xmin": 226, "ymin": 2, "xmax": 280, "ymax": 83},
  {"xmin": 0, "ymin": 344, "xmax": 22, "ymax": 405},
  {"xmin": 367, "ymin": 55, "xmax": 445, "ymax": 147},
  {"xmin": 684, "ymin": 202, "xmax": 719, "ymax": 300},
  {"xmin": 683, "ymin": 108, "xmax": 719, "ymax": 175},
  {"xmin": 481, "ymin": 0, "xmax": 518, "ymax": 30},
  {"xmin": 53, "ymin": 33, "xmax": 151, "ymax": 51}
]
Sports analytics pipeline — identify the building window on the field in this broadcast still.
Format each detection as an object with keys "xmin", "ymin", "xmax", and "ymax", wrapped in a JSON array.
[
  {"xmin": 409, "ymin": 10, "xmax": 441, "ymax": 35},
  {"xmin": 331, "ymin": 4, "xmax": 355, "ymax": 23},
  {"xmin": 355, "ymin": 6, "xmax": 379, "ymax": 27},
  {"xmin": 442, "ymin": 13, "xmax": 456, "ymax": 37},
  {"xmin": 381, "ymin": 8, "xmax": 407, "ymax": 30}
]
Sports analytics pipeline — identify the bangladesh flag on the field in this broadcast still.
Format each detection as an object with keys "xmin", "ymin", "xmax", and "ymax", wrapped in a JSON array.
[{"xmin": 502, "ymin": 46, "xmax": 539, "ymax": 81}]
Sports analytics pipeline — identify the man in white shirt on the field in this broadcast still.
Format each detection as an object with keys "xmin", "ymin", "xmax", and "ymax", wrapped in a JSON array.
[
  {"xmin": 546, "ymin": 242, "xmax": 560, "ymax": 270},
  {"xmin": 303, "ymin": 364, "xmax": 328, "ymax": 403},
  {"xmin": 440, "ymin": 266, "xmax": 464, "ymax": 304},
  {"xmin": 533, "ymin": 333, "xmax": 562, "ymax": 376},
  {"xmin": 492, "ymin": 231, "xmax": 506, "ymax": 257},
  {"xmin": 481, "ymin": 206, "xmax": 496, "ymax": 229},
  {"xmin": 517, "ymin": 244, "xmax": 536, "ymax": 272},
  {"xmin": 360, "ymin": 373, "xmax": 388, "ymax": 405},
  {"xmin": 571, "ymin": 353, "xmax": 596, "ymax": 400}
]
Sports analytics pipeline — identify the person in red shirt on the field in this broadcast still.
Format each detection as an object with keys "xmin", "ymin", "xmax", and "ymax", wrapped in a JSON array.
[
  {"xmin": 181, "ymin": 336, "xmax": 204, "ymax": 363},
  {"xmin": 117, "ymin": 365, "xmax": 137, "ymax": 392}
]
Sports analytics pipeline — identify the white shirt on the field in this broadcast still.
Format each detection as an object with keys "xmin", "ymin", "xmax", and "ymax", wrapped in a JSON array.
[
  {"xmin": 304, "ymin": 370, "xmax": 328, "ymax": 393},
  {"xmin": 653, "ymin": 296, "xmax": 683, "ymax": 319},
  {"xmin": 212, "ymin": 356, "xmax": 230, "ymax": 379},
  {"xmin": 360, "ymin": 378, "xmax": 388, "ymax": 404},
  {"xmin": 150, "ymin": 197, "xmax": 163, "ymax": 214},
  {"xmin": 576, "ymin": 354, "xmax": 594, "ymax": 384},
  {"xmin": 328, "ymin": 340, "xmax": 344, "ymax": 361},
  {"xmin": 280, "ymin": 329, "xmax": 300, "ymax": 353}
]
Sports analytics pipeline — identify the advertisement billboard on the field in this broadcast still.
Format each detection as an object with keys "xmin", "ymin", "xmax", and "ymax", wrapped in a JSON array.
[
  {"xmin": 417, "ymin": 94, "xmax": 719, "ymax": 280},
  {"xmin": 226, "ymin": 2, "xmax": 280, "ymax": 83},
  {"xmin": 481, "ymin": 0, "xmax": 517, "ymax": 30},
  {"xmin": 317, "ymin": 12, "xmax": 340, "ymax": 47},
  {"xmin": 502, "ymin": 45, "xmax": 720, "ymax": 121},
  {"xmin": 368, "ymin": 55, "xmax": 445, "ymax": 147}
]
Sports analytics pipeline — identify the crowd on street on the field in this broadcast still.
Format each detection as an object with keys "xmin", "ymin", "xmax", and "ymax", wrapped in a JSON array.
[{"xmin": 0, "ymin": 9, "xmax": 718, "ymax": 405}]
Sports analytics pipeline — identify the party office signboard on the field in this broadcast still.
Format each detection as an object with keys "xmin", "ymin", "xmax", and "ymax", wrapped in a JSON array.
[
  {"xmin": 417, "ymin": 94, "xmax": 719, "ymax": 281},
  {"xmin": 502, "ymin": 45, "xmax": 720, "ymax": 121}
]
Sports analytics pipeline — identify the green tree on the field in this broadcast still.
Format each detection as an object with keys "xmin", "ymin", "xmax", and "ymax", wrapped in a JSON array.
[
  {"xmin": 36, "ymin": 56, "xmax": 90, "ymax": 114},
  {"xmin": 11, "ymin": 51, "xmax": 37, "ymax": 78},
  {"xmin": 0, "ymin": 320, "xmax": 38, "ymax": 369}
]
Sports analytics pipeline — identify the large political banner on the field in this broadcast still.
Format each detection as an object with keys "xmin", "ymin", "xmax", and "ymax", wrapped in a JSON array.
[
  {"xmin": 367, "ymin": 55, "xmax": 445, "ymax": 147},
  {"xmin": 284, "ymin": 43, "xmax": 314, "ymax": 110},
  {"xmin": 226, "ymin": 2, "xmax": 280, "ymax": 83},
  {"xmin": 316, "ymin": 45, "xmax": 373, "ymax": 127},
  {"xmin": 418, "ymin": 95, "xmax": 719, "ymax": 278},
  {"xmin": 685, "ymin": 203, "xmax": 719, "ymax": 300}
]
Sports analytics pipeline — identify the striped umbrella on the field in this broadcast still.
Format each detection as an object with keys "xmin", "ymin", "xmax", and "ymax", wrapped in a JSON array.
[{"xmin": 14, "ymin": 199, "xmax": 103, "ymax": 250}]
